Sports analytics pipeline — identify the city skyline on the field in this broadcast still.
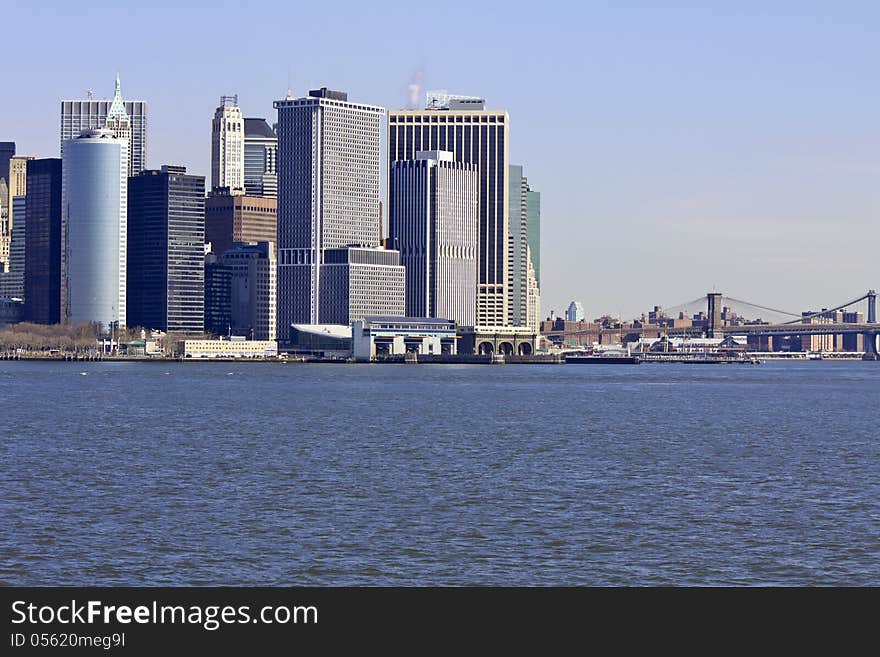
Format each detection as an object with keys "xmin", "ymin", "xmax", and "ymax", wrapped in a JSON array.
[{"xmin": 2, "ymin": 1, "xmax": 877, "ymax": 320}]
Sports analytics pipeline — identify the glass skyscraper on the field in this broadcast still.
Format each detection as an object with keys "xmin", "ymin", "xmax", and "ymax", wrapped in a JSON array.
[
  {"xmin": 62, "ymin": 129, "xmax": 127, "ymax": 327},
  {"xmin": 23, "ymin": 159, "xmax": 62, "ymax": 324},
  {"xmin": 243, "ymin": 118, "xmax": 277, "ymax": 198},
  {"xmin": 127, "ymin": 165, "xmax": 206, "ymax": 332}
]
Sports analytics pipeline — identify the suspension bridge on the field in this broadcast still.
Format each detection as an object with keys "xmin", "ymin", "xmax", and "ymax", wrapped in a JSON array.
[{"xmin": 649, "ymin": 289, "xmax": 878, "ymax": 360}]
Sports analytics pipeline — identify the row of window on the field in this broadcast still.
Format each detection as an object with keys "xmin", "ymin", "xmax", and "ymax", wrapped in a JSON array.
[{"xmin": 389, "ymin": 114, "xmax": 505, "ymax": 124}]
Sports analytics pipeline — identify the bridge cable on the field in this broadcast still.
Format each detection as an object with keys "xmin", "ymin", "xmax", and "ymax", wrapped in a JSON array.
[
  {"xmin": 721, "ymin": 296, "xmax": 801, "ymax": 318},
  {"xmin": 780, "ymin": 293, "xmax": 869, "ymax": 325}
]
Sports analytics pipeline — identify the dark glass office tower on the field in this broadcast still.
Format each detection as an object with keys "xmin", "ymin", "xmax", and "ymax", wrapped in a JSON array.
[
  {"xmin": 127, "ymin": 165, "xmax": 205, "ymax": 332},
  {"xmin": 204, "ymin": 252, "xmax": 231, "ymax": 336},
  {"xmin": 23, "ymin": 159, "xmax": 62, "ymax": 324},
  {"xmin": 0, "ymin": 142, "xmax": 15, "ymax": 186}
]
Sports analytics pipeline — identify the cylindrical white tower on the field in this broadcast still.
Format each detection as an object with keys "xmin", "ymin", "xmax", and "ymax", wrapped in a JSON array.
[{"xmin": 62, "ymin": 128, "xmax": 127, "ymax": 327}]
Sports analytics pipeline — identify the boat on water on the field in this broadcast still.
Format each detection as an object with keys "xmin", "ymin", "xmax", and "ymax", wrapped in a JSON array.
[{"xmin": 565, "ymin": 354, "xmax": 641, "ymax": 364}]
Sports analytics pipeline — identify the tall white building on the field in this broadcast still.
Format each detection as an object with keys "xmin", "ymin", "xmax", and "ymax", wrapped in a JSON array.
[
  {"xmin": 274, "ymin": 88, "xmax": 388, "ymax": 337},
  {"xmin": 389, "ymin": 150, "xmax": 478, "ymax": 326},
  {"xmin": 211, "ymin": 95, "xmax": 245, "ymax": 193},
  {"xmin": 62, "ymin": 129, "xmax": 127, "ymax": 327},
  {"xmin": 388, "ymin": 94, "xmax": 511, "ymax": 327},
  {"xmin": 60, "ymin": 76, "xmax": 147, "ymax": 176},
  {"xmin": 526, "ymin": 254, "xmax": 541, "ymax": 331}
]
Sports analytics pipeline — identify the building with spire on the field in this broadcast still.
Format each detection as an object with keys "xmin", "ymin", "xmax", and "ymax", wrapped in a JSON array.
[
  {"xmin": 104, "ymin": 75, "xmax": 133, "ymax": 177},
  {"xmin": 60, "ymin": 76, "xmax": 147, "ymax": 175},
  {"xmin": 211, "ymin": 95, "xmax": 245, "ymax": 194}
]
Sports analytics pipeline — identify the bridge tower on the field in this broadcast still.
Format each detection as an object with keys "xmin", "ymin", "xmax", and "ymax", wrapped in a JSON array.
[
  {"xmin": 706, "ymin": 292, "xmax": 723, "ymax": 338},
  {"xmin": 863, "ymin": 290, "xmax": 878, "ymax": 361}
]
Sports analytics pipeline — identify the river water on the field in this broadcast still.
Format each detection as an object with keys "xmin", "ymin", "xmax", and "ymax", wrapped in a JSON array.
[{"xmin": 1, "ymin": 360, "xmax": 877, "ymax": 585}]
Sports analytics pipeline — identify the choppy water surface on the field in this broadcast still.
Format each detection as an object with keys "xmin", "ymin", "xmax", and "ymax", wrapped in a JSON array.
[{"xmin": 1, "ymin": 360, "xmax": 878, "ymax": 585}]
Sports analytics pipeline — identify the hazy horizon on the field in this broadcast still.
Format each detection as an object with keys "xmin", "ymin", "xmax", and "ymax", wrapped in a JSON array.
[{"xmin": 3, "ymin": 1, "xmax": 877, "ymax": 320}]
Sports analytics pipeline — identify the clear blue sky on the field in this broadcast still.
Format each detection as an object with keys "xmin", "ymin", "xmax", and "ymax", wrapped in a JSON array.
[{"xmin": 3, "ymin": 1, "xmax": 878, "ymax": 318}]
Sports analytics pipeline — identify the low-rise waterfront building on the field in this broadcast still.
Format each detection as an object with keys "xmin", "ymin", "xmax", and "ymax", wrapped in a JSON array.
[
  {"xmin": 177, "ymin": 336, "xmax": 277, "ymax": 358},
  {"xmin": 287, "ymin": 324, "xmax": 353, "ymax": 358},
  {"xmin": 352, "ymin": 316, "xmax": 458, "ymax": 361},
  {"xmin": 458, "ymin": 325, "xmax": 537, "ymax": 356}
]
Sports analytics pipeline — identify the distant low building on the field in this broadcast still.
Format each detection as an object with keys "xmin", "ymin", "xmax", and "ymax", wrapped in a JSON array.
[
  {"xmin": 177, "ymin": 336, "xmax": 277, "ymax": 358},
  {"xmin": 458, "ymin": 325, "xmax": 537, "ymax": 356}
]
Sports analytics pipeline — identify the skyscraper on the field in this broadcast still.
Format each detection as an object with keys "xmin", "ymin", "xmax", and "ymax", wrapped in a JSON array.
[
  {"xmin": 388, "ymin": 93, "xmax": 510, "ymax": 327},
  {"xmin": 104, "ymin": 75, "xmax": 134, "ymax": 178},
  {"xmin": 508, "ymin": 165, "xmax": 528, "ymax": 327},
  {"xmin": 7, "ymin": 156, "xmax": 31, "ymax": 212},
  {"xmin": 526, "ymin": 186, "xmax": 540, "ymax": 287},
  {"xmin": 23, "ymin": 159, "xmax": 62, "ymax": 324},
  {"xmin": 220, "ymin": 241, "xmax": 277, "ymax": 340},
  {"xmin": 508, "ymin": 165, "xmax": 541, "ymax": 329},
  {"xmin": 0, "ymin": 178, "xmax": 8, "ymax": 269},
  {"xmin": 274, "ymin": 87, "xmax": 387, "ymax": 336},
  {"xmin": 1, "ymin": 156, "xmax": 33, "ymax": 268},
  {"xmin": 244, "ymin": 118, "xmax": 277, "ymax": 198},
  {"xmin": 0, "ymin": 195, "xmax": 26, "ymax": 299},
  {"xmin": 205, "ymin": 189, "xmax": 276, "ymax": 257},
  {"xmin": 204, "ymin": 251, "xmax": 232, "ymax": 336},
  {"xmin": 389, "ymin": 150, "xmax": 478, "ymax": 325},
  {"xmin": 525, "ymin": 184, "xmax": 541, "ymax": 331},
  {"xmin": 62, "ymin": 129, "xmax": 127, "ymax": 327},
  {"xmin": 0, "ymin": 142, "xmax": 10, "ymax": 269},
  {"xmin": 211, "ymin": 95, "xmax": 245, "ymax": 193},
  {"xmin": 60, "ymin": 77, "xmax": 147, "ymax": 175},
  {"xmin": 127, "ymin": 165, "xmax": 206, "ymax": 332},
  {"xmin": 0, "ymin": 142, "xmax": 14, "ymax": 187},
  {"xmin": 566, "ymin": 301, "xmax": 585, "ymax": 322},
  {"xmin": 318, "ymin": 246, "xmax": 405, "ymax": 325}
]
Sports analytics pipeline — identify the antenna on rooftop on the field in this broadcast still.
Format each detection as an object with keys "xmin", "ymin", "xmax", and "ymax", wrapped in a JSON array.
[{"xmin": 86, "ymin": 89, "xmax": 93, "ymax": 100}]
